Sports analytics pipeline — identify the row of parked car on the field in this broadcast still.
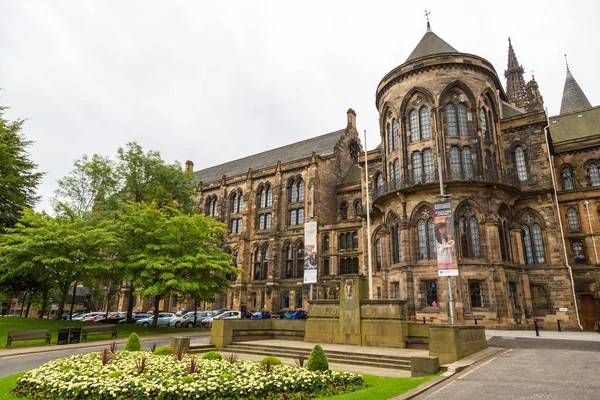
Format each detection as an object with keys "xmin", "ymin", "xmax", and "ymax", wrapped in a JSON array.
[{"xmin": 63, "ymin": 309, "xmax": 309, "ymax": 328}]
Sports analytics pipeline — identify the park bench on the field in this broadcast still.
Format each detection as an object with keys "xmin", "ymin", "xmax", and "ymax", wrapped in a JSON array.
[
  {"xmin": 6, "ymin": 329, "xmax": 51, "ymax": 348},
  {"xmin": 81, "ymin": 324, "xmax": 117, "ymax": 342}
]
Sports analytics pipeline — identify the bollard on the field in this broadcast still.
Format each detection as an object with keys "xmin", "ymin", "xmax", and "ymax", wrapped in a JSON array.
[
  {"xmin": 557, "ymin": 320, "xmax": 561, "ymax": 332},
  {"xmin": 534, "ymin": 320, "xmax": 540, "ymax": 337},
  {"xmin": 474, "ymin": 318, "xmax": 478, "ymax": 326},
  {"xmin": 423, "ymin": 316, "xmax": 426, "ymax": 324}
]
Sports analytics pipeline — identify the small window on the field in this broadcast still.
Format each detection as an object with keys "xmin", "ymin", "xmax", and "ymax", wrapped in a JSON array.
[
  {"xmin": 394, "ymin": 283, "xmax": 401, "ymax": 300},
  {"xmin": 283, "ymin": 293, "xmax": 290, "ymax": 309},
  {"xmin": 412, "ymin": 152, "xmax": 423, "ymax": 183},
  {"xmin": 469, "ymin": 281, "xmax": 484, "ymax": 308},
  {"xmin": 589, "ymin": 163, "xmax": 600, "ymax": 186},
  {"xmin": 340, "ymin": 202, "xmax": 348, "ymax": 221},
  {"xmin": 353, "ymin": 200, "xmax": 362, "ymax": 219},
  {"xmin": 323, "ymin": 258, "xmax": 330, "ymax": 276},
  {"xmin": 572, "ymin": 241, "xmax": 586, "ymax": 265},
  {"xmin": 562, "ymin": 167, "xmax": 574, "ymax": 190},
  {"xmin": 566, "ymin": 208, "xmax": 580, "ymax": 232},
  {"xmin": 375, "ymin": 238, "xmax": 382, "ymax": 271},
  {"xmin": 392, "ymin": 120, "xmax": 399, "ymax": 150},
  {"xmin": 509, "ymin": 282, "xmax": 518, "ymax": 308},
  {"xmin": 515, "ymin": 146, "xmax": 527, "ymax": 181},
  {"xmin": 425, "ymin": 281, "xmax": 438, "ymax": 307},
  {"xmin": 322, "ymin": 235, "xmax": 330, "ymax": 253}
]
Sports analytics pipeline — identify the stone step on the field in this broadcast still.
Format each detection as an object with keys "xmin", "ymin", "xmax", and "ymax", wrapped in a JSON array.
[
  {"xmin": 224, "ymin": 343, "xmax": 412, "ymax": 362},
  {"xmin": 221, "ymin": 345, "xmax": 411, "ymax": 370},
  {"xmin": 406, "ymin": 336, "xmax": 429, "ymax": 350},
  {"xmin": 188, "ymin": 344, "xmax": 217, "ymax": 354}
]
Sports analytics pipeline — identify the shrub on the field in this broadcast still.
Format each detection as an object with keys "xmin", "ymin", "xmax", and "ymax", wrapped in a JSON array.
[
  {"xmin": 260, "ymin": 356, "xmax": 282, "ymax": 366},
  {"xmin": 225, "ymin": 353, "xmax": 239, "ymax": 364},
  {"xmin": 124, "ymin": 333, "xmax": 141, "ymax": 351},
  {"xmin": 153, "ymin": 346, "xmax": 175, "ymax": 356},
  {"xmin": 201, "ymin": 351, "xmax": 223, "ymax": 360},
  {"xmin": 219, "ymin": 372, "xmax": 235, "ymax": 381},
  {"xmin": 307, "ymin": 345, "xmax": 329, "ymax": 371},
  {"xmin": 295, "ymin": 354, "xmax": 307, "ymax": 368}
]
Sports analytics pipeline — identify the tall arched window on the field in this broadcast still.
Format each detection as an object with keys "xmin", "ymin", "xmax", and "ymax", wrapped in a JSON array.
[
  {"xmin": 375, "ymin": 239, "xmax": 382, "ymax": 271},
  {"xmin": 423, "ymin": 149, "xmax": 434, "ymax": 182},
  {"xmin": 417, "ymin": 216, "xmax": 435, "ymax": 260},
  {"xmin": 409, "ymin": 110, "xmax": 419, "ymax": 142},
  {"xmin": 387, "ymin": 122, "xmax": 392, "ymax": 153},
  {"xmin": 446, "ymin": 103, "xmax": 458, "ymax": 137},
  {"xmin": 450, "ymin": 147, "xmax": 461, "ymax": 179},
  {"xmin": 322, "ymin": 234, "xmax": 330, "ymax": 253},
  {"xmin": 412, "ymin": 152, "xmax": 423, "ymax": 183},
  {"xmin": 572, "ymin": 241, "xmax": 586, "ymax": 264},
  {"xmin": 457, "ymin": 206, "xmax": 482, "ymax": 259},
  {"xmin": 566, "ymin": 207, "xmax": 580, "ymax": 232},
  {"xmin": 284, "ymin": 243, "xmax": 294, "ymax": 278},
  {"xmin": 480, "ymin": 108, "xmax": 490, "ymax": 142},
  {"xmin": 498, "ymin": 207, "xmax": 511, "ymax": 262},
  {"xmin": 392, "ymin": 120, "xmax": 399, "ymax": 151},
  {"xmin": 231, "ymin": 192, "xmax": 238, "ymax": 213},
  {"xmin": 295, "ymin": 243, "xmax": 304, "ymax": 279},
  {"xmin": 420, "ymin": 107, "xmax": 431, "ymax": 140},
  {"xmin": 458, "ymin": 103, "xmax": 469, "ymax": 136},
  {"xmin": 521, "ymin": 214, "xmax": 546, "ymax": 265},
  {"xmin": 391, "ymin": 215, "xmax": 402, "ymax": 263},
  {"xmin": 266, "ymin": 185, "xmax": 273, "ymax": 207},
  {"xmin": 589, "ymin": 163, "xmax": 600, "ymax": 186},
  {"xmin": 257, "ymin": 185, "xmax": 272, "ymax": 208},
  {"xmin": 375, "ymin": 173, "xmax": 384, "ymax": 189},
  {"xmin": 253, "ymin": 245, "xmax": 268, "ymax": 281},
  {"xmin": 353, "ymin": 200, "xmax": 362, "ymax": 219},
  {"xmin": 205, "ymin": 195, "xmax": 217, "ymax": 217},
  {"xmin": 289, "ymin": 177, "xmax": 305, "ymax": 202},
  {"xmin": 562, "ymin": 166, "xmax": 574, "ymax": 190},
  {"xmin": 462, "ymin": 147, "xmax": 473, "ymax": 180},
  {"xmin": 340, "ymin": 202, "xmax": 348, "ymax": 221},
  {"xmin": 515, "ymin": 146, "xmax": 528, "ymax": 181}
]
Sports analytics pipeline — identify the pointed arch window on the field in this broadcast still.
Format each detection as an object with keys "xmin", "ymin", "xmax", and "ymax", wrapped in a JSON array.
[
  {"xmin": 515, "ymin": 146, "xmax": 528, "ymax": 181},
  {"xmin": 428, "ymin": 219, "xmax": 437, "ymax": 258},
  {"xmin": 289, "ymin": 177, "xmax": 305, "ymax": 202},
  {"xmin": 423, "ymin": 149, "xmax": 434, "ymax": 182},
  {"xmin": 588, "ymin": 163, "xmax": 600, "ymax": 186},
  {"xmin": 284, "ymin": 243, "xmax": 294, "ymax": 278},
  {"xmin": 231, "ymin": 191, "xmax": 244, "ymax": 214},
  {"xmin": 572, "ymin": 241, "xmax": 586, "ymax": 265},
  {"xmin": 205, "ymin": 195, "xmax": 218, "ymax": 217},
  {"xmin": 418, "ymin": 220, "xmax": 427, "ymax": 259},
  {"xmin": 457, "ymin": 208, "xmax": 482, "ymax": 259},
  {"xmin": 458, "ymin": 104, "xmax": 469, "ymax": 136},
  {"xmin": 562, "ymin": 166, "xmax": 574, "ymax": 190},
  {"xmin": 387, "ymin": 123, "xmax": 392, "ymax": 153},
  {"xmin": 375, "ymin": 239, "xmax": 382, "ymax": 271},
  {"xmin": 498, "ymin": 208, "xmax": 511, "ymax": 262},
  {"xmin": 462, "ymin": 147, "xmax": 473, "ymax": 179},
  {"xmin": 446, "ymin": 103, "xmax": 458, "ymax": 137},
  {"xmin": 566, "ymin": 207, "xmax": 580, "ymax": 232},
  {"xmin": 340, "ymin": 202, "xmax": 348, "ymax": 221},
  {"xmin": 480, "ymin": 108, "xmax": 491, "ymax": 142},
  {"xmin": 353, "ymin": 199, "xmax": 362, "ymax": 219},
  {"xmin": 420, "ymin": 107, "xmax": 431, "ymax": 140},
  {"xmin": 521, "ymin": 215, "xmax": 546, "ymax": 265},
  {"xmin": 322, "ymin": 234, "xmax": 330, "ymax": 253},
  {"xmin": 392, "ymin": 119, "xmax": 399, "ymax": 150},
  {"xmin": 389, "ymin": 159, "xmax": 400, "ymax": 188},
  {"xmin": 412, "ymin": 152, "xmax": 423, "ymax": 183},
  {"xmin": 230, "ymin": 218, "xmax": 243, "ymax": 234},
  {"xmin": 417, "ymin": 216, "xmax": 435, "ymax": 260},
  {"xmin": 253, "ymin": 245, "xmax": 269, "ymax": 281},
  {"xmin": 295, "ymin": 243, "xmax": 304, "ymax": 279},
  {"xmin": 409, "ymin": 110, "xmax": 419, "ymax": 142},
  {"xmin": 375, "ymin": 173, "xmax": 384, "ymax": 189},
  {"xmin": 450, "ymin": 147, "xmax": 461, "ymax": 180}
]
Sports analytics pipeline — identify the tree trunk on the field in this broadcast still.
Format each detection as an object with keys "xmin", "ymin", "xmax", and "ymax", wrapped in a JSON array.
[
  {"xmin": 39, "ymin": 288, "xmax": 49, "ymax": 319},
  {"xmin": 19, "ymin": 292, "xmax": 27, "ymax": 317},
  {"xmin": 69, "ymin": 282, "xmax": 77, "ymax": 320},
  {"xmin": 126, "ymin": 281, "xmax": 135, "ymax": 323},
  {"xmin": 152, "ymin": 295, "xmax": 161, "ymax": 328},
  {"xmin": 55, "ymin": 282, "xmax": 71, "ymax": 320},
  {"xmin": 25, "ymin": 300, "xmax": 32, "ymax": 317},
  {"xmin": 104, "ymin": 280, "xmax": 112, "ymax": 319}
]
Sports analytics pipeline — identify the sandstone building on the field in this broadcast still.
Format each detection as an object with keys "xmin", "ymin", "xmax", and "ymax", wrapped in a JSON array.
[{"xmin": 187, "ymin": 24, "xmax": 599, "ymax": 330}]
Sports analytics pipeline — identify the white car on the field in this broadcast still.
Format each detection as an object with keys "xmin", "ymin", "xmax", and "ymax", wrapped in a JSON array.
[
  {"xmin": 168, "ymin": 311, "xmax": 215, "ymax": 328},
  {"xmin": 201, "ymin": 311, "xmax": 241, "ymax": 327},
  {"xmin": 71, "ymin": 312, "xmax": 103, "ymax": 321}
]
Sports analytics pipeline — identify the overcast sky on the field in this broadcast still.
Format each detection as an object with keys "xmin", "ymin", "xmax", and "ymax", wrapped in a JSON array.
[{"xmin": 1, "ymin": 0, "xmax": 598, "ymax": 213}]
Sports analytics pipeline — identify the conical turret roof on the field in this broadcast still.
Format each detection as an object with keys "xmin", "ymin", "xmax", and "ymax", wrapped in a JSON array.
[
  {"xmin": 405, "ymin": 27, "xmax": 458, "ymax": 63},
  {"xmin": 560, "ymin": 68, "xmax": 592, "ymax": 115}
]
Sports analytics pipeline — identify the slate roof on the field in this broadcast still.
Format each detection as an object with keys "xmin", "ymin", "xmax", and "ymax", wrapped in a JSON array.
[
  {"xmin": 549, "ymin": 105, "xmax": 600, "ymax": 144},
  {"xmin": 341, "ymin": 164, "xmax": 362, "ymax": 185},
  {"xmin": 405, "ymin": 29, "xmax": 458, "ymax": 63},
  {"xmin": 501, "ymin": 100, "xmax": 525, "ymax": 118},
  {"xmin": 560, "ymin": 70, "xmax": 592, "ymax": 115},
  {"xmin": 195, "ymin": 129, "xmax": 345, "ymax": 184}
]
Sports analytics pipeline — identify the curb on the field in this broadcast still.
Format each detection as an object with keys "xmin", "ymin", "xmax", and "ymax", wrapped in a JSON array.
[{"xmin": 0, "ymin": 332, "xmax": 210, "ymax": 358}]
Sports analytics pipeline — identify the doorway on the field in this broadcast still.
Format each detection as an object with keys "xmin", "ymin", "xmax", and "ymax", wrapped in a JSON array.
[{"xmin": 580, "ymin": 294, "xmax": 597, "ymax": 331}]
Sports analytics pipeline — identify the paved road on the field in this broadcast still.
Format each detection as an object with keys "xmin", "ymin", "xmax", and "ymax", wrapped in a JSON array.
[
  {"xmin": 416, "ymin": 338, "xmax": 600, "ymax": 400},
  {"xmin": 0, "ymin": 336, "xmax": 210, "ymax": 378}
]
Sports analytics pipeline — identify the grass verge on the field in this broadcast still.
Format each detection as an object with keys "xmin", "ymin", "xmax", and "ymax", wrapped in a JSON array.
[
  {"xmin": 0, "ymin": 371, "xmax": 440, "ymax": 400},
  {"xmin": 0, "ymin": 317, "xmax": 207, "ymax": 348}
]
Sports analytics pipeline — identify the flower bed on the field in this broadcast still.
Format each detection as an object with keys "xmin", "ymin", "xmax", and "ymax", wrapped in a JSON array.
[{"xmin": 12, "ymin": 351, "xmax": 365, "ymax": 399}]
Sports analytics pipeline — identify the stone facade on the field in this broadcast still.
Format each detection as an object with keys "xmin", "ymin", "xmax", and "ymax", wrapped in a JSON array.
[{"xmin": 128, "ymin": 26, "xmax": 599, "ymax": 331}]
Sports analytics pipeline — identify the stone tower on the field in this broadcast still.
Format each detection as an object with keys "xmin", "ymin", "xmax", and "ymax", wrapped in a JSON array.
[
  {"xmin": 526, "ymin": 75, "xmax": 544, "ymax": 112},
  {"xmin": 504, "ymin": 38, "xmax": 530, "ymax": 110}
]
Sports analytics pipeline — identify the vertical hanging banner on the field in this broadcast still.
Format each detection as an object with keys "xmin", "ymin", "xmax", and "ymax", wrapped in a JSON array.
[
  {"xmin": 433, "ymin": 200, "xmax": 458, "ymax": 276},
  {"xmin": 304, "ymin": 221, "xmax": 318, "ymax": 284}
]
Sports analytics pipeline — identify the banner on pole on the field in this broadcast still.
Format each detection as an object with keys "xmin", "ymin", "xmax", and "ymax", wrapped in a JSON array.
[
  {"xmin": 303, "ymin": 220, "xmax": 318, "ymax": 284},
  {"xmin": 433, "ymin": 200, "xmax": 458, "ymax": 276}
]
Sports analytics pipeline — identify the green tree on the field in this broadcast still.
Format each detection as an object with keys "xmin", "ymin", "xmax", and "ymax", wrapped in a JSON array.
[
  {"xmin": 53, "ymin": 154, "xmax": 119, "ymax": 219},
  {"xmin": 0, "ymin": 105, "xmax": 44, "ymax": 230},
  {"xmin": 121, "ymin": 203, "xmax": 233, "ymax": 328},
  {"xmin": 0, "ymin": 208, "xmax": 119, "ymax": 319}
]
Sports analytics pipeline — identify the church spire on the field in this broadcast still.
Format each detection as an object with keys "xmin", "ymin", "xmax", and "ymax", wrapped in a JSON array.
[
  {"xmin": 504, "ymin": 38, "xmax": 530, "ymax": 110},
  {"xmin": 560, "ymin": 57, "xmax": 592, "ymax": 115}
]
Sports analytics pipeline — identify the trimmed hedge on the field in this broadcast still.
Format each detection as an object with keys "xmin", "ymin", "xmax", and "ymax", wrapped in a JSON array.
[
  {"xmin": 153, "ymin": 346, "xmax": 175, "ymax": 356},
  {"xmin": 260, "ymin": 356, "xmax": 282, "ymax": 366},
  {"xmin": 124, "ymin": 333, "xmax": 141, "ymax": 351},
  {"xmin": 307, "ymin": 344, "xmax": 329, "ymax": 371},
  {"xmin": 201, "ymin": 351, "xmax": 223, "ymax": 360}
]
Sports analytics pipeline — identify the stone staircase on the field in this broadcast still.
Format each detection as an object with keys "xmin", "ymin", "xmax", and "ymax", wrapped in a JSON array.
[
  {"xmin": 218, "ymin": 343, "xmax": 413, "ymax": 371},
  {"xmin": 406, "ymin": 336, "xmax": 429, "ymax": 350},
  {"xmin": 188, "ymin": 344, "xmax": 218, "ymax": 354}
]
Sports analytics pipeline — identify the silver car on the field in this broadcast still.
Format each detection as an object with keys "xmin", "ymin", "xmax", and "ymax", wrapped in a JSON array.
[{"xmin": 168, "ymin": 311, "xmax": 215, "ymax": 328}]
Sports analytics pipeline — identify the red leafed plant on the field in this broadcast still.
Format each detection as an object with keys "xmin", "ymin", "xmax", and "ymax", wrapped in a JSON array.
[
  {"xmin": 174, "ymin": 343, "xmax": 187, "ymax": 361},
  {"xmin": 100, "ymin": 349, "xmax": 113, "ymax": 366},
  {"xmin": 187, "ymin": 357, "xmax": 200, "ymax": 374},
  {"xmin": 136, "ymin": 357, "xmax": 147, "ymax": 374}
]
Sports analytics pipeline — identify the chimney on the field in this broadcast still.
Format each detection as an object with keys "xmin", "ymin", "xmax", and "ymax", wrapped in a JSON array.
[
  {"xmin": 185, "ymin": 160, "xmax": 194, "ymax": 173},
  {"xmin": 347, "ymin": 108, "xmax": 356, "ymax": 129}
]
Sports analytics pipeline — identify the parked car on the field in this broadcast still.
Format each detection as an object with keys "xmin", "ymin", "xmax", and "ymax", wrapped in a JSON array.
[
  {"xmin": 118, "ymin": 313, "xmax": 151, "ymax": 324},
  {"xmin": 200, "ymin": 310, "xmax": 238, "ymax": 326},
  {"xmin": 270, "ymin": 313, "xmax": 282, "ymax": 319},
  {"xmin": 251, "ymin": 311, "xmax": 272, "ymax": 319},
  {"xmin": 135, "ymin": 312, "xmax": 176, "ymax": 327},
  {"xmin": 62, "ymin": 312, "xmax": 82, "ymax": 320},
  {"xmin": 283, "ymin": 310, "xmax": 309, "ymax": 320},
  {"xmin": 99, "ymin": 312, "xmax": 127, "ymax": 323},
  {"xmin": 72, "ymin": 312, "xmax": 103, "ymax": 321},
  {"xmin": 169, "ymin": 311, "xmax": 215, "ymax": 328}
]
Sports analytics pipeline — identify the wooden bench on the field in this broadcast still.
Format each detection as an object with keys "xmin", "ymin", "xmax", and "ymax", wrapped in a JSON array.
[
  {"xmin": 81, "ymin": 324, "xmax": 117, "ymax": 342},
  {"xmin": 6, "ymin": 329, "xmax": 51, "ymax": 348}
]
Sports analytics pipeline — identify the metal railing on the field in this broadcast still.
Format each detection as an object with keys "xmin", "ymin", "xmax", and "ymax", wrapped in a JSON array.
[{"xmin": 372, "ymin": 167, "xmax": 521, "ymax": 202}]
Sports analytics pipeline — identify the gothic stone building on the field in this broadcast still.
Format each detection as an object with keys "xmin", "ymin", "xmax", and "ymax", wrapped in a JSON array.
[{"xmin": 189, "ymin": 26, "xmax": 600, "ymax": 330}]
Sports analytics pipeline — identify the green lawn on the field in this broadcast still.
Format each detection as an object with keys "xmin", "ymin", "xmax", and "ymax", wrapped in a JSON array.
[
  {"xmin": 0, "ymin": 317, "xmax": 207, "ymax": 348},
  {"xmin": 0, "ymin": 371, "xmax": 440, "ymax": 400}
]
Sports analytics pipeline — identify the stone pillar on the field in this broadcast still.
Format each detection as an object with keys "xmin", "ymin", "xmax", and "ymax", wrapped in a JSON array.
[{"xmin": 336, "ymin": 276, "xmax": 368, "ymax": 345}]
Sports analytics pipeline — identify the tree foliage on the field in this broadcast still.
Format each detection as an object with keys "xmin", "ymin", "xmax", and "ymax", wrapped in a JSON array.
[{"xmin": 0, "ymin": 105, "xmax": 44, "ymax": 229}]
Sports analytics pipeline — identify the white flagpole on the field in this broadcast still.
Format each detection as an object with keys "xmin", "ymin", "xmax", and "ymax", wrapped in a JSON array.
[{"xmin": 364, "ymin": 130, "xmax": 373, "ymax": 300}]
